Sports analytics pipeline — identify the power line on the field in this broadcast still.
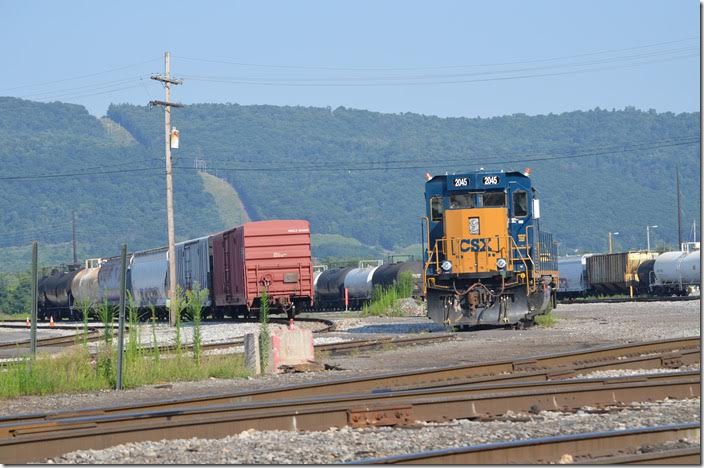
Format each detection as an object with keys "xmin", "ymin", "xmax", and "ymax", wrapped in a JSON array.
[
  {"xmin": 183, "ymin": 53, "xmax": 697, "ymax": 88},
  {"xmin": 18, "ymin": 76, "xmax": 147, "ymax": 99},
  {"xmin": 0, "ymin": 166, "xmax": 164, "ymax": 181},
  {"xmin": 187, "ymin": 138, "xmax": 700, "ymax": 172},
  {"xmin": 0, "ymin": 58, "xmax": 161, "ymax": 93},
  {"xmin": 181, "ymin": 46, "xmax": 697, "ymax": 83},
  {"xmin": 0, "ymin": 137, "xmax": 696, "ymax": 181},
  {"xmin": 193, "ymin": 136, "xmax": 701, "ymax": 167},
  {"xmin": 174, "ymin": 36, "xmax": 697, "ymax": 72}
]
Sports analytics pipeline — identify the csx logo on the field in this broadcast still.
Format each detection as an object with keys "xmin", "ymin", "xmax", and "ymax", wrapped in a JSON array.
[{"xmin": 460, "ymin": 238, "xmax": 492, "ymax": 252}]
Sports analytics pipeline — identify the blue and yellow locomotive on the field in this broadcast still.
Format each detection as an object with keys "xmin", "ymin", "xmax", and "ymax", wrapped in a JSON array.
[{"xmin": 422, "ymin": 169, "xmax": 558, "ymax": 328}]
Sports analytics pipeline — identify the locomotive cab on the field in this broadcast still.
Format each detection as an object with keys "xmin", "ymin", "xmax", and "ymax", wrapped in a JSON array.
[{"xmin": 423, "ymin": 170, "xmax": 558, "ymax": 327}]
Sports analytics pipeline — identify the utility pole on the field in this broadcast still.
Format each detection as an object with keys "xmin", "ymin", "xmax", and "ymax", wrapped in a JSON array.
[
  {"xmin": 676, "ymin": 166, "xmax": 682, "ymax": 248},
  {"xmin": 150, "ymin": 51, "xmax": 183, "ymax": 326},
  {"xmin": 71, "ymin": 211, "xmax": 77, "ymax": 264}
]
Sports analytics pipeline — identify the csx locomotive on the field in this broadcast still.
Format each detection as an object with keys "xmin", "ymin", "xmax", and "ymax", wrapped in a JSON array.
[{"xmin": 422, "ymin": 169, "xmax": 558, "ymax": 327}]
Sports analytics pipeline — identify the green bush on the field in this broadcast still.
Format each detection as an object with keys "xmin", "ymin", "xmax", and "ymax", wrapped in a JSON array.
[{"xmin": 362, "ymin": 272, "xmax": 415, "ymax": 317}]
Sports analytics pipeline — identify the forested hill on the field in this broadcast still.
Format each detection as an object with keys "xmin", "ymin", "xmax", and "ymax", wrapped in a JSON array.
[
  {"xmin": 107, "ymin": 103, "xmax": 699, "ymax": 252},
  {"xmin": 0, "ymin": 96, "xmax": 699, "ymax": 271}
]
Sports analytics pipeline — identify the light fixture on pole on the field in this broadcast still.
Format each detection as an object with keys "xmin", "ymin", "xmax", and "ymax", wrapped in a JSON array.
[
  {"xmin": 608, "ymin": 231, "xmax": 620, "ymax": 254},
  {"xmin": 646, "ymin": 225, "xmax": 658, "ymax": 252}
]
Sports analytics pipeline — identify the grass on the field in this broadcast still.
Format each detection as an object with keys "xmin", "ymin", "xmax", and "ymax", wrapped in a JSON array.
[
  {"xmin": 0, "ymin": 312, "xmax": 25, "ymax": 321},
  {"xmin": 534, "ymin": 310, "xmax": 557, "ymax": 327},
  {"xmin": 361, "ymin": 272, "xmax": 415, "ymax": 317},
  {"xmin": 199, "ymin": 171, "xmax": 250, "ymax": 227},
  {"xmin": 0, "ymin": 284, "xmax": 249, "ymax": 399},
  {"xmin": 0, "ymin": 347, "xmax": 250, "ymax": 399}
]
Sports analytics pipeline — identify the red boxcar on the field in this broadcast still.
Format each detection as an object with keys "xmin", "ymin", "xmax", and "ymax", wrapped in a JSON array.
[{"xmin": 211, "ymin": 220, "xmax": 314, "ymax": 317}]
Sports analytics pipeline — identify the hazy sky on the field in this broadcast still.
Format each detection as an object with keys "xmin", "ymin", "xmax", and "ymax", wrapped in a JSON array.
[{"xmin": 1, "ymin": 0, "xmax": 698, "ymax": 118}]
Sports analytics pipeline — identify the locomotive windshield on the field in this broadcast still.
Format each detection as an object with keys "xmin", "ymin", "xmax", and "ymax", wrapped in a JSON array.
[
  {"xmin": 449, "ymin": 194, "xmax": 475, "ymax": 209},
  {"xmin": 480, "ymin": 192, "xmax": 506, "ymax": 207}
]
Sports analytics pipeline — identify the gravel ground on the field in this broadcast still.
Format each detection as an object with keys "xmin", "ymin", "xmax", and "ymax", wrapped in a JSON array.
[
  {"xmin": 570, "ymin": 364, "xmax": 699, "ymax": 379},
  {"xmin": 1, "ymin": 300, "xmax": 699, "ymax": 418},
  {"xmin": 47, "ymin": 397, "xmax": 700, "ymax": 464}
]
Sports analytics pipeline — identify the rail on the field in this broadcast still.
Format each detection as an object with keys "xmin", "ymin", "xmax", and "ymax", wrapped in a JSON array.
[
  {"xmin": 351, "ymin": 423, "xmax": 700, "ymax": 464},
  {"xmin": 0, "ymin": 371, "xmax": 698, "ymax": 463}
]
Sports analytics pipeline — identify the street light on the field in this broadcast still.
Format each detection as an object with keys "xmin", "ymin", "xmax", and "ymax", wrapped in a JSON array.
[
  {"xmin": 608, "ymin": 231, "xmax": 620, "ymax": 253},
  {"xmin": 646, "ymin": 225, "xmax": 658, "ymax": 252}
]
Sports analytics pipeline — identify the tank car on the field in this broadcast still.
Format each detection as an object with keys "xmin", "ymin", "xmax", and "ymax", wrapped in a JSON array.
[
  {"xmin": 651, "ymin": 243, "xmax": 700, "ymax": 296},
  {"xmin": 423, "ymin": 169, "xmax": 558, "ymax": 328},
  {"xmin": 314, "ymin": 267, "xmax": 354, "ymax": 310},
  {"xmin": 372, "ymin": 261, "xmax": 422, "ymax": 297},
  {"xmin": 37, "ymin": 265, "xmax": 82, "ymax": 320},
  {"xmin": 343, "ymin": 266, "xmax": 380, "ymax": 309}
]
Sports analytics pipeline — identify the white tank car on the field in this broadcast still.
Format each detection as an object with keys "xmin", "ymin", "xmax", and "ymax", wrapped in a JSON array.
[
  {"xmin": 343, "ymin": 266, "xmax": 380, "ymax": 307},
  {"xmin": 71, "ymin": 267, "xmax": 102, "ymax": 305},
  {"xmin": 652, "ymin": 244, "xmax": 700, "ymax": 295}
]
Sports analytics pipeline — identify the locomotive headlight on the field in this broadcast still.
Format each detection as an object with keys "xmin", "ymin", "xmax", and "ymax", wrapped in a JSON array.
[
  {"xmin": 496, "ymin": 258, "xmax": 507, "ymax": 270},
  {"xmin": 441, "ymin": 260, "xmax": 453, "ymax": 272}
]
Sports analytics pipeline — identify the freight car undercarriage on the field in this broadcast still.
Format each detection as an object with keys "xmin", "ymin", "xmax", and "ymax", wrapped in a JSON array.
[{"xmin": 426, "ymin": 277, "xmax": 554, "ymax": 328}]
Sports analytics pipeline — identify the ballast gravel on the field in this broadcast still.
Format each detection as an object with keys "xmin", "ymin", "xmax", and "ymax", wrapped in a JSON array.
[{"xmin": 47, "ymin": 397, "xmax": 700, "ymax": 464}]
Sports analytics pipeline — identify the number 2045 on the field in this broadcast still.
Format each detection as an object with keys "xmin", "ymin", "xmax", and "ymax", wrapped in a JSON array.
[{"xmin": 453, "ymin": 177, "xmax": 468, "ymax": 187}]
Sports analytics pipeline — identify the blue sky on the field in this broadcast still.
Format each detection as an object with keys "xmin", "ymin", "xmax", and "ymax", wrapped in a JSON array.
[{"xmin": 0, "ymin": 0, "xmax": 698, "ymax": 117}]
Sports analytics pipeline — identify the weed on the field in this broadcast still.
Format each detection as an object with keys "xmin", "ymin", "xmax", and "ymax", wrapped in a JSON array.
[
  {"xmin": 126, "ymin": 292, "xmax": 141, "ymax": 364},
  {"xmin": 185, "ymin": 283, "xmax": 209, "ymax": 365},
  {"xmin": 149, "ymin": 305, "xmax": 160, "ymax": 363},
  {"xmin": 259, "ymin": 288, "xmax": 270, "ymax": 372},
  {"xmin": 361, "ymin": 271, "xmax": 415, "ymax": 317},
  {"xmin": 169, "ymin": 286, "xmax": 186, "ymax": 357},
  {"xmin": 534, "ymin": 311, "xmax": 557, "ymax": 327},
  {"xmin": 75, "ymin": 297, "xmax": 93, "ymax": 347},
  {"xmin": 0, "ymin": 346, "xmax": 249, "ymax": 399}
]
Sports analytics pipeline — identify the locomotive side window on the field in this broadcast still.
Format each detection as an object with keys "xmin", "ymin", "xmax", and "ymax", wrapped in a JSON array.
[
  {"xmin": 513, "ymin": 190, "xmax": 528, "ymax": 217},
  {"xmin": 430, "ymin": 197, "xmax": 444, "ymax": 222},
  {"xmin": 449, "ymin": 194, "xmax": 476, "ymax": 209},
  {"xmin": 481, "ymin": 192, "xmax": 506, "ymax": 207}
]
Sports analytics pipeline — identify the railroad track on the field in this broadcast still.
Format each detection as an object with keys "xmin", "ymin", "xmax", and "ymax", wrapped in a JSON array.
[
  {"xmin": 352, "ymin": 423, "xmax": 700, "ymax": 464},
  {"xmin": 0, "ymin": 317, "xmax": 334, "ymax": 353},
  {"xmin": 559, "ymin": 295, "xmax": 700, "ymax": 305},
  {"xmin": 0, "ymin": 337, "xmax": 698, "ymax": 463},
  {"xmin": 0, "ymin": 329, "xmax": 102, "ymax": 351}
]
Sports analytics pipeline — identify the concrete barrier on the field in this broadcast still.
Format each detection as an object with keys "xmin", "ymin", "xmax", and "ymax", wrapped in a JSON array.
[
  {"xmin": 243, "ymin": 332, "xmax": 261, "ymax": 375},
  {"xmin": 269, "ymin": 327, "xmax": 315, "ymax": 373}
]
